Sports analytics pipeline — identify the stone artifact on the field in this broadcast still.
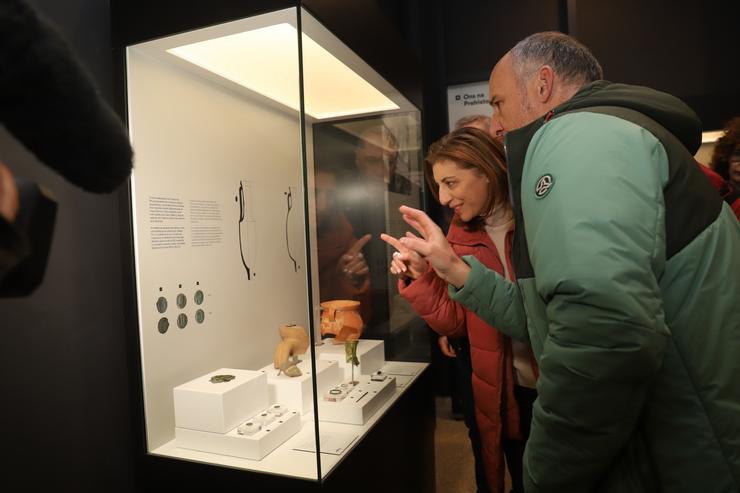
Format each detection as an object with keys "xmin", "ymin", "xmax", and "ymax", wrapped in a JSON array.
[
  {"xmin": 273, "ymin": 324, "xmax": 309, "ymax": 377},
  {"xmin": 320, "ymin": 300, "xmax": 363, "ymax": 344},
  {"xmin": 209, "ymin": 374, "xmax": 236, "ymax": 384}
]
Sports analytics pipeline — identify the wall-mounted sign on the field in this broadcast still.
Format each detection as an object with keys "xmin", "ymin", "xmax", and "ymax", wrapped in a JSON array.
[{"xmin": 446, "ymin": 81, "xmax": 490, "ymax": 131}]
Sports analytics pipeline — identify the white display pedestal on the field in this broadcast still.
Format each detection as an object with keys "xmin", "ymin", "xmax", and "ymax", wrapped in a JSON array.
[
  {"xmin": 317, "ymin": 339, "xmax": 385, "ymax": 379},
  {"xmin": 317, "ymin": 374, "xmax": 396, "ymax": 425},
  {"xmin": 176, "ymin": 406, "xmax": 301, "ymax": 460},
  {"xmin": 259, "ymin": 359, "xmax": 342, "ymax": 415},
  {"xmin": 173, "ymin": 368, "xmax": 268, "ymax": 433}
]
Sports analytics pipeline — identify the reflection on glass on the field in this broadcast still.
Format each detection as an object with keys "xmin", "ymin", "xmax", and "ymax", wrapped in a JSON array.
[{"xmin": 313, "ymin": 114, "xmax": 425, "ymax": 359}]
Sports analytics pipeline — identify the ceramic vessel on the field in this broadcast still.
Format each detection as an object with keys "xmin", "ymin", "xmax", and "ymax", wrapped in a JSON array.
[
  {"xmin": 273, "ymin": 324, "xmax": 309, "ymax": 376},
  {"xmin": 320, "ymin": 300, "xmax": 363, "ymax": 344}
]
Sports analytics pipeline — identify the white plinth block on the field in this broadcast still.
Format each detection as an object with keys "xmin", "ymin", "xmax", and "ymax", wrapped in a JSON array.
[
  {"xmin": 176, "ymin": 405, "xmax": 301, "ymax": 460},
  {"xmin": 173, "ymin": 368, "xmax": 268, "ymax": 434},
  {"xmin": 317, "ymin": 374, "xmax": 396, "ymax": 425},
  {"xmin": 317, "ymin": 339, "xmax": 385, "ymax": 379},
  {"xmin": 260, "ymin": 359, "xmax": 342, "ymax": 415}
]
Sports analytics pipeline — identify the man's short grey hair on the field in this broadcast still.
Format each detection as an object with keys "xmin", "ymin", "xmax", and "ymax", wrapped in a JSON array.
[
  {"xmin": 510, "ymin": 31, "xmax": 603, "ymax": 88},
  {"xmin": 454, "ymin": 114, "xmax": 491, "ymax": 131}
]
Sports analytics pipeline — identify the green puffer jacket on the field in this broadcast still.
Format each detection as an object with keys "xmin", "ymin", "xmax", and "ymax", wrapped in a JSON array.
[{"xmin": 449, "ymin": 81, "xmax": 740, "ymax": 492}]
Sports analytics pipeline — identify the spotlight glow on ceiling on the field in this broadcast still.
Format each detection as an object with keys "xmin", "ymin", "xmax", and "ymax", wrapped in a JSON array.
[{"xmin": 168, "ymin": 23, "xmax": 399, "ymax": 119}]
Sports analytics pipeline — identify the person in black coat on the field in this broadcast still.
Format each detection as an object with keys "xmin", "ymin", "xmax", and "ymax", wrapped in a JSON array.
[{"xmin": 0, "ymin": 0, "xmax": 133, "ymax": 294}]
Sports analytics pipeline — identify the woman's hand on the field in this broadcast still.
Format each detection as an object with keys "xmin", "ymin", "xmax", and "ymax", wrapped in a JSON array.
[
  {"xmin": 380, "ymin": 232, "xmax": 428, "ymax": 280},
  {"xmin": 438, "ymin": 336, "xmax": 457, "ymax": 358},
  {"xmin": 0, "ymin": 162, "xmax": 19, "ymax": 223},
  {"xmin": 396, "ymin": 206, "xmax": 471, "ymax": 288}
]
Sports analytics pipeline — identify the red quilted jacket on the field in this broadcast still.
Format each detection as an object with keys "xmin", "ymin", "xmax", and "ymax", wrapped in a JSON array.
[{"xmin": 398, "ymin": 218, "xmax": 537, "ymax": 493}]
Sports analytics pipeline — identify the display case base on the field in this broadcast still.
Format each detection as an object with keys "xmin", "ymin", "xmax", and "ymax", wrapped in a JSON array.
[
  {"xmin": 175, "ymin": 405, "xmax": 301, "ymax": 460},
  {"xmin": 318, "ymin": 374, "xmax": 396, "ymax": 425},
  {"xmin": 260, "ymin": 359, "xmax": 341, "ymax": 415}
]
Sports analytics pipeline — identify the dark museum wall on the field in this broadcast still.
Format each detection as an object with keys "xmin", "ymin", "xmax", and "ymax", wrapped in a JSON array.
[
  {"xmin": 1, "ymin": 1, "xmax": 738, "ymax": 492},
  {"xmin": 0, "ymin": 0, "xmax": 138, "ymax": 492},
  {"xmin": 418, "ymin": 0, "xmax": 740, "ymax": 143},
  {"xmin": 571, "ymin": 0, "xmax": 740, "ymax": 131}
]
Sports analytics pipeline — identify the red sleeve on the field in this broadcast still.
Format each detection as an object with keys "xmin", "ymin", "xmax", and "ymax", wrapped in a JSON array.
[
  {"xmin": 695, "ymin": 161, "xmax": 740, "ymax": 221},
  {"xmin": 398, "ymin": 269, "xmax": 467, "ymax": 338},
  {"xmin": 732, "ymin": 198, "xmax": 740, "ymax": 221},
  {"xmin": 696, "ymin": 160, "xmax": 726, "ymax": 192}
]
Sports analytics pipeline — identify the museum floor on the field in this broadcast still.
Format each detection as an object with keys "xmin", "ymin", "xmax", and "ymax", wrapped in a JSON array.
[{"xmin": 435, "ymin": 396, "xmax": 512, "ymax": 492}]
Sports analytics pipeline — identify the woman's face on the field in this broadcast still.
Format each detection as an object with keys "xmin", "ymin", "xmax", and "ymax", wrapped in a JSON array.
[
  {"xmin": 729, "ymin": 146, "xmax": 740, "ymax": 189},
  {"xmin": 432, "ymin": 159, "xmax": 489, "ymax": 222}
]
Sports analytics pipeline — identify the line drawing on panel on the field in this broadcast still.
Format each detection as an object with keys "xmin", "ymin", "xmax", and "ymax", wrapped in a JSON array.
[
  {"xmin": 285, "ymin": 186, "xmax": 299, "ymax": 272},
  {"xmin": 237, "ymin": 180, "xmax": 257, "ymax": 280}
]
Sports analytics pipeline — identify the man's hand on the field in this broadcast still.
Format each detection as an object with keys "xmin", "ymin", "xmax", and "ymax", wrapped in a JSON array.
[
  {"xmin": 438, "ymin": 335, "xmax": 457, "ymax": 358},
  {"xmin": 339, "ymin": 234, "xmax": 371, "ymax": 286},
  {"xmin": 396, "ymin": 206, "xmax": 471, "ymax": 288},
  {"xmin": 380, "ymin": 232, "xmax": 428, "ymax": 280},
  {"xmin": 0, "ymin": 162, "xmax": 19, "ymax": 223}
]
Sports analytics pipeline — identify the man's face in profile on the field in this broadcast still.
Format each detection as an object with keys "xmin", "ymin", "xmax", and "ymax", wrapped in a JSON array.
[
  {"xmin": 356, "ymin": 132, "xmax": 397, "ymax": 184},
  {"xmin": 314, "ymin": 170, "xmax": 336, "ymax": 225},
  {"xmin": 488, "ymin": 53, "xmax": 537, "ymax": 136}
]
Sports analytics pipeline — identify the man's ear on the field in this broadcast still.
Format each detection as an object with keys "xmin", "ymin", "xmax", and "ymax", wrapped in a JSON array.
[{"xmin": 536, "ymin": 65, "xmax": 555, "ymax": 103}]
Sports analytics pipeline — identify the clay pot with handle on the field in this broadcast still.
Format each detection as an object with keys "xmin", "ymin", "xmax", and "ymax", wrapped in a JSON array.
[
  {"xmin": 320, "ymin": 300, "xmax": 363, "ymax": 344},
  {"xmin": 273, "ymin": 324, "xmax": 309, "ymax": 376}
]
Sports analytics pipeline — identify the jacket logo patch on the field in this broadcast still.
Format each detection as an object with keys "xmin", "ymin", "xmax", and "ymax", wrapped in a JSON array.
[{"xmin": 535, "ymin": 174, "xmax": 554, "ymax": 199}]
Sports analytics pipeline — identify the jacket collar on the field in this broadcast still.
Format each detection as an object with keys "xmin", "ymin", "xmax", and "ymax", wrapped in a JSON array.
[
  {"xmin": 446, "ymin": 215, "xmax": 513, "ymax": 248},
  {"xmin": 446, "ymin": 219, "xmax": 487, "ymax": 246}
]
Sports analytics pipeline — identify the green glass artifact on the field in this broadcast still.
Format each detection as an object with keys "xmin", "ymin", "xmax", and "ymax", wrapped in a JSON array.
[
  {"xmin": 345, "ymin": 340, "xmax": 359, "ymax": 366},
  {"xmin": 345, "ymin": 339, "xmax": 359, "ymax": 385}
]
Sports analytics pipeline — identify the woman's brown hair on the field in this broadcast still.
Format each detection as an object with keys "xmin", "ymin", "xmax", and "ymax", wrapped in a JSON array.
[{"xmin": 425, "ymin": 127, "xmax": 509, "ymax": 230}]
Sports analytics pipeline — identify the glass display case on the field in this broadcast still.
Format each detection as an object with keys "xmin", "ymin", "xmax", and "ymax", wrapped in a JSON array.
[{"xmin": 124, "ymin": 6, "xmax": 428, "ymax": 482}]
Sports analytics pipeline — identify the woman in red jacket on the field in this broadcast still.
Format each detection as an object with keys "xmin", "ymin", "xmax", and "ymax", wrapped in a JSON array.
[{"xmin": 382, "ymin": 127, "xmax": 537, "ymax": 493}]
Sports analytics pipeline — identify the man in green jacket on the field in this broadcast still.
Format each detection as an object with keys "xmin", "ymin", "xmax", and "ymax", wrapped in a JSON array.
[{"xmin": 397, "ymin": 32, "xmax": 740, "ymax": 492}]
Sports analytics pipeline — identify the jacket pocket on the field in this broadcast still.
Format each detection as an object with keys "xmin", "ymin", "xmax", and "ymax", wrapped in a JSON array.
[{"xmin": 597, "ymin": 429, "xmax": 659, "ymax": 493}]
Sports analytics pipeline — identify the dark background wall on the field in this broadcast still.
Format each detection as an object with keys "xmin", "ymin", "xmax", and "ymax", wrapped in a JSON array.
[
  {"xmin": 1, "ymin": 1, "xmax": 738, "ymax": 492},
  {"xmin": 0, "ymin": 0, "xmax": 138, "ymax": 491},
  {"xmin": 413, "ymin": 0, "xmax": 739, "ymax": 144},
  {"xmin": 571, "ymin": 0, "xmax": 739, "ymax": 131}
]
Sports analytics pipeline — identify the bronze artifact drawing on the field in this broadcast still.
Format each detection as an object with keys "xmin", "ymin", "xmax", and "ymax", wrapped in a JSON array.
[{"xmin": 273, "ymin": 324, "xmax": 309, "ymax": 377}]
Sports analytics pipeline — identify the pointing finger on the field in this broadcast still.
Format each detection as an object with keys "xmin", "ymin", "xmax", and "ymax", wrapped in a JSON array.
[
  {"xmin": 380, "ymin": 233, "xmax": 406, "ymax": 252},
  {"xmin": 399, "ymin": 235, "xmax": 432, "ymax": 257},
  {"xmin": 348, "ymin": 234, "xmax": 372, "ymax": 256}
]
